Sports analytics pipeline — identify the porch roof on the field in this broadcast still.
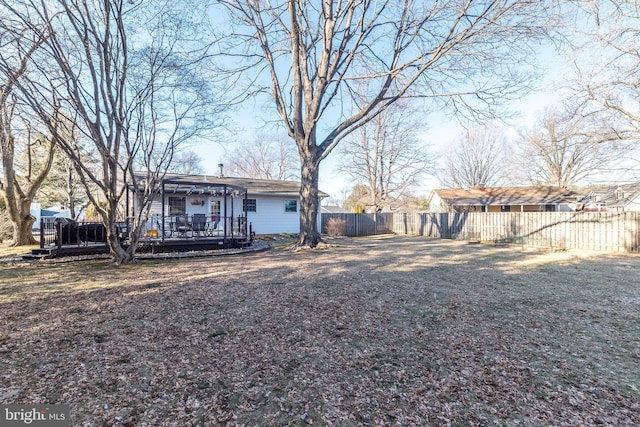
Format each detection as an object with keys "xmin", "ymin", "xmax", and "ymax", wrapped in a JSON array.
[
  {"xmin": 135, "ymin": 172, "xmax": 329, "ymax": 198},
  {"xmin": 161, "ymin": 175, "xmax": 248, "ymax": 196}
]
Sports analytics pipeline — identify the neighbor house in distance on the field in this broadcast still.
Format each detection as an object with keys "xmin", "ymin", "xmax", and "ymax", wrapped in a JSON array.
[
  {"xmin": 427, "ymin": 185, "xmax": 582, "ymax": 213},
  {"xmin": 581, "ymin": 182, "xmax": 640, "ymax": 212}
]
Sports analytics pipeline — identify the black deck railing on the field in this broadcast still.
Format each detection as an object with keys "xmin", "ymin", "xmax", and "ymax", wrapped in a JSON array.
[
  {"xmin": 144, "ymin": 214, "xmax": 248, "ymax": 240},
  {"xmin": 39, "ymin": 218, "xmax": 128, "ymax": 249},
  {"xmin": 40, "ymin": 214, "xmax": 250, "ymax": 249}
]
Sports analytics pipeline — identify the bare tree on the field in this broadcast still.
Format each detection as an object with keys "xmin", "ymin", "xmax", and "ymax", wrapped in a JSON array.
[
  {"xmin": 441, "ymin": 124, "xmax": 509, "ymax": 188},
  {"xmin": 0, "ymin": 23, "xmax": 55, "ymax": 245},
  {"xmin": 167, "ymin": 150, "xmax": 205, "ymax": 176},
  {"xmin": 572, "ymin": 1, "xmax": 640, "ymax": 145},
  {"xmin": 323, "ymin": 187, "xmax": 351, "ymax": 209},
  {"xmin": 224, "ymin": 133, "xmax": 299, "ymax": 181},
  {"xmin": 516, "ymin": 106, "xmax": 620, "ymax": 188},
  {"xmin": 337, "ymin": 103, "xmax": 432, "ymax": 212},
  {"xmin": 217, "ymin": 0, "xmax": 551, "ymax": 247},
  {"xmin": 342, "ymin": 184, "xmax": 370, "ymax": 213},
  {"xmin": 36, "ymin": 137, "xmax": 88, "ymax": 219},
  {"xmin": 1, "ymin": 0, "xmax": 223, "ymax": 263}
]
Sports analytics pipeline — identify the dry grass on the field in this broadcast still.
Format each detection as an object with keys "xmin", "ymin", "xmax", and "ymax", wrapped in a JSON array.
[
  {"xmin": 0, "ymin": 242, "xmax": 38, "ymax": 258},
  {"xmin": 1, "ymin": 236, "xmax": 639, "ymax": 426}
]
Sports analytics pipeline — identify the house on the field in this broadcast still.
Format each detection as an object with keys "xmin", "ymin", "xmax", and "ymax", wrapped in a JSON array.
[
  {"xmin": 581, "ymin": 182, "xmax": 640, "ymax": 212},
  {"xmin": 427, "ymin": 185, "xmax": 582, "ymax": 213},
  {"xmin": 30, "ymin": 202, "xmax": 70, "ymax": 230},
  {"xmin": 321, "ymin": 205, "xmax": 347, "ymax": 214},
  {"xmin": 140, "ymin": 170, "xmax": 328, "ymax": 236}
]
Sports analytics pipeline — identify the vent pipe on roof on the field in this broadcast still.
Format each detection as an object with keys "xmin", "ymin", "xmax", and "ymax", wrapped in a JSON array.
[{"xmin": 218, "ymin": 163, "xmax": 224, "ymax": 178}]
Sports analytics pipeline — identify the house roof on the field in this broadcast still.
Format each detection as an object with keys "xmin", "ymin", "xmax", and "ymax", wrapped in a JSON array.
[
  {"xmin": 321, "ymin": 205, "xmax": 347, "ymax": 214},
  {"xmin": 41, "ymin": 209, "xmax": 64, "ymax": 217},
  {"xmin": 135, "ymin": 172, "xmax": 329, "ymax": 198},
  {"xmin": 433, "ymin": 186, "xmax": 581, "ymax": 206},
  {"xmin": 584, "ymin": 182, "xmax": 640, "ymax": 208}
]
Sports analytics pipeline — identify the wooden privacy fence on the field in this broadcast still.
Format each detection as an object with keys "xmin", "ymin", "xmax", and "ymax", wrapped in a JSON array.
[
  {"xmin": 321, "ymin": 212, "xmax": 640, "ymax": 253},
  {"xmin": 321, "ymin": 213, "xmax": 394, "ymax": 237}
]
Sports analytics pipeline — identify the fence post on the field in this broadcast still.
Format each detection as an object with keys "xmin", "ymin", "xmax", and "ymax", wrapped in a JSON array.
[{"xmin": 40, "ymin": 218, "xmax": 45, "ymax": 248}]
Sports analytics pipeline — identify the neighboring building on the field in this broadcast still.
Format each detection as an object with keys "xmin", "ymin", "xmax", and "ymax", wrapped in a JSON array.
[
  {"xmin": 30, "ymin": 202, "xmax": 70, "ymax": 230},
  {"xmin": 322, "ymin": 205, "xmax": 347, "ymax": 214},
  {"xmin": 139, "ymin": 172, "xmax": 328, "ymax": 235},
  {"xmin": 427, "ymin": 185, "xmax": 582, "ymax": 213},
  {"xmin": 581, "ymin": 183, "xmax": 640, "ymax": 212}
]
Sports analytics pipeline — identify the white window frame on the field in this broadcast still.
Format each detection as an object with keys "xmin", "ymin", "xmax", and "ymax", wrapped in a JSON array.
[
  {"xmin": 243, "ymin": 198, "xmax": 257, "ymax": 213},
  {"xmin": 284, "ymin": 199, "xmax": 298, "ymax": 213}
]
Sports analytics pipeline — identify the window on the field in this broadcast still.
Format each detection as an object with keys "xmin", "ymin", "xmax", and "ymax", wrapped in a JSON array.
[
  {"xmin": 243, "ymin": 199, "xmax": 257, "ymax": 212},
  {"xmin": 210, "ymin": 200, "xmax": 221, "ymax": 216},
  {"xmin": 284, "ymin": 199, "xmax": 298, "ymax": 213},
  {"xmin": 500, "ymin": 205, "xmax": 511, "ymax": 212},
  {"xmin": 544, "ymin": 204, "xmax": 555, "ymax": 212},
  {"xmin": 168, "ymin": 196, "xmax": 186, "ymax": 216}
]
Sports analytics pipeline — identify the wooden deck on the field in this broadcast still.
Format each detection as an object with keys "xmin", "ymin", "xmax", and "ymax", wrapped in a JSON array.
[{"xmin": 26, "ymin": 236, "xmax": 252, "ymax": 259}]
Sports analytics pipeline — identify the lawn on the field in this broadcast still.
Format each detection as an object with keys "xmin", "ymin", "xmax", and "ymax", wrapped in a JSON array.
[{"xmin": 1, "ymin": 236, "xmax": 639, "ymax": 426}]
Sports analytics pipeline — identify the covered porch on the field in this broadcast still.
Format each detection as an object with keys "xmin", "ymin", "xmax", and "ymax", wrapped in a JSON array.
[
  {"xmin": 141, "ymin": 175, "xmax": 251, "ymax": 243},
  {"xmin": 30, "ymin": 176, "xmax": 253, "ymax": 258}
]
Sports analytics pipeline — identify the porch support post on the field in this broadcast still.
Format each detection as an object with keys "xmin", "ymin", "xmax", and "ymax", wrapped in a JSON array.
[
  {"xmin": 231, "ymin": 190, "xmax": 235, "ymax": 239},
  {"xmin": 223, "ymin": 185, "xmax": 228, "ymax": 244},
  {"xmin": 161, "ymin": 181, "xmax": 166, "ymax": 241},
  {"xmin": 125, "ymin": 177, "xmax": 129, "ymax": 228},
  {"xmin": 244, "ymin": 191, "xmax": 248, "ymax": 238}
]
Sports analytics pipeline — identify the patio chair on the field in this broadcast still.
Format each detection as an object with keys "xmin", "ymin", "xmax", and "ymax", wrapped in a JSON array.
[
  {"xmin": 209, "ymin": 216, "xmax": 220, "ymax": 236},
  {"xmin": 192, "ymin": 213, "xmax": 207, "ymax": 237},
  {"xmin": 175, "ymin": 214, "xmax": 191, "ymax": 237}
]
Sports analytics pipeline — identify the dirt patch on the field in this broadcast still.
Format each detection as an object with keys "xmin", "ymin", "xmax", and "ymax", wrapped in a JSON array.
[{"xmin": 1, "ymin": 235, "xmax": 639, "ymax": 425}]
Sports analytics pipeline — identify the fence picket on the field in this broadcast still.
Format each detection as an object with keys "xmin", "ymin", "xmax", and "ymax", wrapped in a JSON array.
[{"xmin": 321, "ymin": 211, "xmax": 640, "ymax": 253}]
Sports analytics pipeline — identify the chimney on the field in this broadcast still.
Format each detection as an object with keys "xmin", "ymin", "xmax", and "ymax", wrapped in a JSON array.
[{"xmin": 218, "ymin": 163, "xmax": 224, "ymax": 178}]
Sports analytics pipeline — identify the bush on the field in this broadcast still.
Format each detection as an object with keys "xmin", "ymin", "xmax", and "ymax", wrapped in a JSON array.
[{"xmin": 324, "ymin": 217, "xmax": 347, "ymax": 237}]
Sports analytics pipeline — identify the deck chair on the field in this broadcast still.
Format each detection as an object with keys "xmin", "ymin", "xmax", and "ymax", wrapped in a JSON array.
[
  {"xmin": 175, "ymin": 214, "xmax": 191, "ymax": 237},
  {"xmin": 209, "ymin": 216, "xmax": 220, "ymax": 236},
  {"xmin": 192, "ymin": 213, "xmax": 207, "ymax": 237}
]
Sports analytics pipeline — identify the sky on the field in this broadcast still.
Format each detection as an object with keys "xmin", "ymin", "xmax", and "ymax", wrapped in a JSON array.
[
  {"xmin": 190, "ymin": 61, "xmax": 569, "ymax": 203},
  {"xmin": 187, "ymin": 21, "xmax": 590, "ymax": 203}
]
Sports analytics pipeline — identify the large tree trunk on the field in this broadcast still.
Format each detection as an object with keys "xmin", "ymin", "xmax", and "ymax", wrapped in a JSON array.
[
  {"xmin": 295, "ymin": 149, "xmax": 321, "ymax": 248},
  {"xmin": 106, "ymin": 228, "xmax": 132, "ymax": 265},
  {"xmin": 11, "ymin": 199, "xmax": 37, "ymax": 246},
  {"xmin": 101, "ymin": 199, "xmax": 133, "ymax": 265},
  {"xmin": 12, "ymin": 218, "xmax": 36, "ymax": 245}
]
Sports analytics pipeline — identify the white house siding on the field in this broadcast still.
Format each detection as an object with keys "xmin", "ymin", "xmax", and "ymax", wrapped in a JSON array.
[
  {"xmin": 147, "ymin": 194, "xmax": 323, "ymax": 235},
  {"xmin": 247, "ymin": 195, "xmax": 301, "ymax": 235},
  {"xmin": 427, "ymin": 193, "xmax": 451, "ymax": 213},
  {"xmin": 30, "ymin": 202, "xmax": 42, "ymax": 229}
]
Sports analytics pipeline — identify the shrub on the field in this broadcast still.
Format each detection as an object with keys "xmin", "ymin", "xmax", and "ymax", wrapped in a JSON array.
[{"xmin": 324, "ymin": 217, "xmax": 347, "ymax": 237}]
